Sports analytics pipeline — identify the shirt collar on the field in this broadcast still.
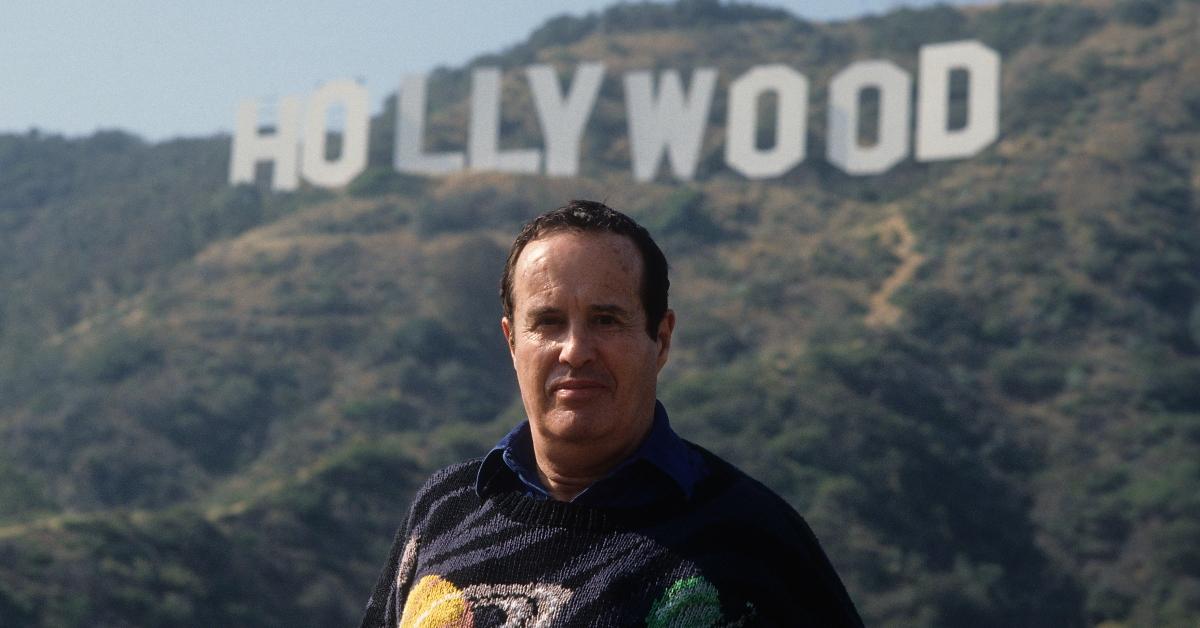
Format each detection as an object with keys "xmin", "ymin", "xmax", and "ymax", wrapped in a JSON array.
[
  {"xmin": 628, "ymin": 400, "xmax": 705, "ymax": 498},
  {"xmin": 475, "ymin": 401, "xmax": 706, "ymax": 503}
]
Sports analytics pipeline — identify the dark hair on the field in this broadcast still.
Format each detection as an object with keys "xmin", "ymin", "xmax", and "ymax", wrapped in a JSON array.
[{"xmin": 500, "ymin": 200, "xmax": 669, "ymax": 339}]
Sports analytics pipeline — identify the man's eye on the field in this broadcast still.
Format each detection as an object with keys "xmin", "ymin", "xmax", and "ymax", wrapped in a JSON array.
[{"xmin": 595, "ymin": 315, "xmax": 618, "ymax": 325}]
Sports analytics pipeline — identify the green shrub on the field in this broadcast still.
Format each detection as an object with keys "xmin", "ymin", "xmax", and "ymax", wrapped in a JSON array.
[
  {"xmin": 189, "ymin": 185, "xmax": 264, "ymax": 247},
  {"xmin": 1183, "ymin": 84, "xmax": 1200, "ymax": 121},
  {"xmin": 673, "ymin": 313, "xmax": 748, "ymax": 363},
  {"xmin": 639, "ymin": 188, "xmax": 725, "ymax": 245},
  {"xmin": 1143, "ymin": 360, "xmax": 1200, "ymax": 411},
  {"xmin": 993, "ymin": 347, "xmax": 1066, "ymax": 402},
  {"xmin": 974, "ymin": 3, "xmax": 1038, "ymax": 54},
  {"xmin": 1115, "ymin": 0, "xmax": 1163, "ymax": 26},
  {"xmin": 864, "ymin": 5, "xmax": 967, "ymax": 53},
  {"xmin": 76, "ymin": 329, "xmax": 162, "ymax": 383},
  {"xmin": 966, "ymin": 4, "xmax": 1104, "ymax": 53},
  {"xmin": 71, "ymin": 441, "xmax": 195, "ymax": 506},
  {"xmin": 1136, "ymin": 172, "xmax": 1193, "ymax": 214},
  {"xmin": 346, "ymin": 167, "xmax": 426, "ymax": 198},
  {"xmin": 0, "ymin": 586, "xmax": 35, "ymax": 627},
  {"xmin": 0, "ymin": 460, "xmax": 53, "ymax": 518},
  {"xmin": 1189, "ymin": 304, "xmax": 1200, "ymax": 347},
  {"xmin": 903, "ymin": 288, "xmax": 988, "ymax": 347},
  {"xmin": 1009, "ymin": 70, "xmax": 1088, "ymax": 131},
  {"xmin": 341, "ymin": 395, "xmax": 419, "ymax": 429},
  {"xmin": 1033, "ymin": 5, "xmax": 1104, "ymax": 46},
  {"xmin": 389, "ymin": 318, "xmax": 461, "ymax": 364},
  {"xmin": 1155, "ymin": 518, "xmax": 1200, "ymax": 576},
  {"xmin": 995, "ymin": 191, "xmax": 1055, "ymax": 215},
  {"xmin": 413, "ymin": 188, "xmax": 528, "ymax": 236},
  {"xmin": 275, "ymin": 281, "xmax": 362, "ymax": 316}
]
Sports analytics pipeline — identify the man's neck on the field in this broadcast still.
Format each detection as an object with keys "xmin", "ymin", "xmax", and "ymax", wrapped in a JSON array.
[
  {"xmin": 531, "ymin": 424, "xmax": 652, "ymax": 502},
  {"xmin": 535, "ymin": 465, "xmax": 598, "ymax": 502}
]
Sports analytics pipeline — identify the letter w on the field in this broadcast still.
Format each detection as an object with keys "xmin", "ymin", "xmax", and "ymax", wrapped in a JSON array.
[{"xmin": 623, "ymin": 69, "xmax": 717, "ymax": 182}]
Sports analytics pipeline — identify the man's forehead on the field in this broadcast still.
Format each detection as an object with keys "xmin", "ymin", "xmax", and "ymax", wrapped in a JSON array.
[
  {"xmin": 525, "ymin": 302, "xmax": 634, "ymax": 316},
  {"xmin": 516, "ymin": 231, "xmax": 641, "ymax": 276},
  {"xmin": 512, "ymin": 231, "xmax": 643, "ymax": 306}
]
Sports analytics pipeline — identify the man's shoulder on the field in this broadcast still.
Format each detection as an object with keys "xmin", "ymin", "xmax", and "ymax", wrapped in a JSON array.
[
  {"xmin": 681, "ymin": 440, "xmax": 830, "ymax": 552},
  {"xmin": 406, "ymin": 458, "xmax": 486, "ymax": 519},
  {"xmin": 684, "ymin": 441, "xmax": 801, "ymax": 516},
  {"xmin": 679, "ymin": 441, "xmax": 866, "ymax": 627},
  {"xmin": 426, "ymin": 457, "xmax": 484, "ymax": 484}
]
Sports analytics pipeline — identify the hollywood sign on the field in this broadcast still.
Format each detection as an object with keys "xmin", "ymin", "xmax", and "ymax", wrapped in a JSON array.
[{"xmin": 229, "ymin": 40, "xmax": 999, "ymax": 191}]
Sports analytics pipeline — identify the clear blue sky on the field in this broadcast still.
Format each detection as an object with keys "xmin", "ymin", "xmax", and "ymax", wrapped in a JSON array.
[{"xmin": 2, "ymin": 0, "xmax": 993, "ymax": 141}]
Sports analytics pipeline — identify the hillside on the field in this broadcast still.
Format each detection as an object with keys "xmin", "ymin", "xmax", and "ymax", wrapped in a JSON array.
[{"xmin": 1, "ymin": 0, "xmax": 1198, "ymax": 625}]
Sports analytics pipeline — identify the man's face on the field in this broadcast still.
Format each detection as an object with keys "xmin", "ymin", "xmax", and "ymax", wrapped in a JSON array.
[{"xmin": 502, "ymin": 230, "xmax": 674, "ymax": 452}]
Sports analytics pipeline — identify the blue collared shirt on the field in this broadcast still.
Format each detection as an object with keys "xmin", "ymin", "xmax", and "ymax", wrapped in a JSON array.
[{"xmin": 475, "ymin": 401, "xmax": 708, "ymax": 508}]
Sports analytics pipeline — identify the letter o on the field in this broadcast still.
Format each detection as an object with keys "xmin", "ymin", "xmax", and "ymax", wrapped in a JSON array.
[{"xmin": 724, "ymin": 65, "xmax": 808, "ymax": 179}]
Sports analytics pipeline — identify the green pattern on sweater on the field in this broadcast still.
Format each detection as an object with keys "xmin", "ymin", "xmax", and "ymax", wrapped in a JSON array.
[{"xmin": 647, "ymin": 576, "xmax": 723, "ymax": 627}]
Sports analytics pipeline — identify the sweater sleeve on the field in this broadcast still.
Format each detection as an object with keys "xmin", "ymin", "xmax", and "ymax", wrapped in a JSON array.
[
  {"xmin": 691, "ymin": 450, "xmax": 865, "ymax": 628},
  {"xmin": 358, "ymin": 462, "xmax": 474, "ymax": 627},
  {"xmin": 358, "ymin": 516, "xmax": 409, "ymax": 628},
  {"xmin": 359, "ymin": 496, "xmax": 429, "ymax": 628},
  {"xmin": 786, "ymin": 506, "xmax": 865, "ymax": 628}
]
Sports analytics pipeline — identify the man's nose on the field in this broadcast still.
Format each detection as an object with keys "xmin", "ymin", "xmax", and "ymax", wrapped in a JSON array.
[{"xmin": 558, "ymin": 322, "xmax": 596, "ymax": 367}]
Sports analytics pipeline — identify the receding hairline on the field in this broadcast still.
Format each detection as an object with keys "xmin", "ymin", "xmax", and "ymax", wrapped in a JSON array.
[{"xmin": 507, "ymin": 230, "xmax": 648, "ymax": 314}]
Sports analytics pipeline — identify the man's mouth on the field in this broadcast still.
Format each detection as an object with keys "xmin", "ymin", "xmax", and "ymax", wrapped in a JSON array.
[{"xmin": 550, "ymin": 378, "xmax": 608, "ymax": 399}]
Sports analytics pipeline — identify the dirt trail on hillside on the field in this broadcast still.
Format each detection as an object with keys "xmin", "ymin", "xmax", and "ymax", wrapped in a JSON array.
[
  {"xmin": 0, "ymin": 514, "xmax": 72, "ymax": 540},
  {"xmin": 865, "ymin": 213, "xmax": 925, "ymax": 328}
]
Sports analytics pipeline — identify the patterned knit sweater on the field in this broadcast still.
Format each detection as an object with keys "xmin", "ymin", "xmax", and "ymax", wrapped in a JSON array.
[{"xmin": 360, "ymin": 444, "xmax": 863, "ymax": 627}]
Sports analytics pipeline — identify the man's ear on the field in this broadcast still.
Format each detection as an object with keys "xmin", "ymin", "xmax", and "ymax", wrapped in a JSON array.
[
  {"xmin": 655, "ymin": 309, "xmax": 676, "ymax": 370},
  {"xmin": 501, "ymin": 316, "xmax": 515, "ymax": 356}
]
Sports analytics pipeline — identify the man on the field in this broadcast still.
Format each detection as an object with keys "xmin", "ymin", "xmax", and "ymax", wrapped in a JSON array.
[{"xmin": 361, "ymin": 200, "xmax": 862, "ymax": 627}]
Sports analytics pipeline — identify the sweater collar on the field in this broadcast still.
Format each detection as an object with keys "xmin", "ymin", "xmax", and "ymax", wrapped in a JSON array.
[{"xmin": 475, "ymin": 401, "xmax": 706, "ymax": 506}]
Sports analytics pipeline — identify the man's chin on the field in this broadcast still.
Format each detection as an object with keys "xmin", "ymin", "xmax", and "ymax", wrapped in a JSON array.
[{"xmin": 542, "ymin": 408, "xmax": 614, "ymax": 442}]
